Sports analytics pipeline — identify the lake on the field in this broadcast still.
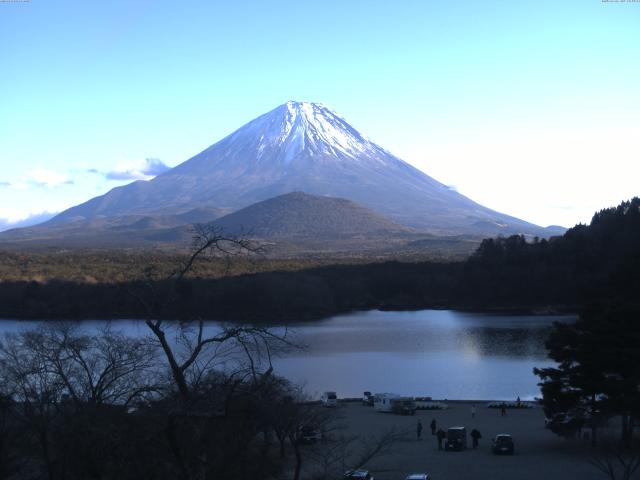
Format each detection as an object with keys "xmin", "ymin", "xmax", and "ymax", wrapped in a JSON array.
[
  {"xmin": 273, "ymin": 310, "xmax": 576, "ymax": 401},
  {"xmin": 0, "ymin": 309, "xmax": 575, "ymax": 401}
]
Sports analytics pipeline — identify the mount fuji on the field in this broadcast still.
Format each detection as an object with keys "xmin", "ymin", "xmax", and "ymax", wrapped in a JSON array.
[{"xmin": 11, "ymin": 101, "xmax": 560, "ymax": 247}]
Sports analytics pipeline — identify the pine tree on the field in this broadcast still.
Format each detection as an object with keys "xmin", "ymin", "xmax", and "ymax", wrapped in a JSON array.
[{"xmin": 535, "ymin": 305, "xmax": 640, "ymax": 446}]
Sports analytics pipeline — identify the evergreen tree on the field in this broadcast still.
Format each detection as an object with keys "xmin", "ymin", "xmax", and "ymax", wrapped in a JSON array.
[{"xmin": 535, "ymin": 304, "xmax": 640, "ymax": 446}]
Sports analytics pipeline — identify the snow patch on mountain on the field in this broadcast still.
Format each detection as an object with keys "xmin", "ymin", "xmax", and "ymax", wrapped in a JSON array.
[{"xmin": 224, "ymin": 101, "xmax": 392, "ymax": 166}]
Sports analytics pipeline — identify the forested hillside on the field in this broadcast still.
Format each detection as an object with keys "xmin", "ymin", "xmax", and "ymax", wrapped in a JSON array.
[
  {"xmin": 462, "ymin": 197, "xmax": 640, "ymax": 308},
  {"xmin": 0, "ymin": 198, "xmax": 638, "ymax": 321}
]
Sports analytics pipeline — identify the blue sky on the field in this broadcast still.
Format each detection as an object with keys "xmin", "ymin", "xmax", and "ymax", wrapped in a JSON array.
[{"xmin": 1, "ymin": 0, "xmax": 639, "ymax": 228}]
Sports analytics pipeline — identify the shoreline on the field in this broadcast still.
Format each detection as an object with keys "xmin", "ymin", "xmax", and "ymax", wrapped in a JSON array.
[
  {"xmin": 336, "ymin": 398, "xmax": 539, "ymax": 404},
  {"xmin": 0, "ymin": 304, "xmax": 580, "ymax": 323}
]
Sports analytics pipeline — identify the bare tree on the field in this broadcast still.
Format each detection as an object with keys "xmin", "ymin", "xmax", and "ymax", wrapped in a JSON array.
[
  {"xmin": 589, "ymin": 441, "xmax": 640, "ymax": 480},
  {"xmin": 135, "ymin": 223, "xmax": 294, "ymax": 403},
  {"xmin": 0, "ymin": 362, "xmax": 32, "ymax": 480},
  {"xmin": 305, "ymin": 427, "xmax": 406, "ymax": 480},
  {"xmin": 0, "ymin": 330, "xmax": 68, "ymax": 480},
  {"xmin": 0, "ymin": 323, "xmax": 160, "ymax": 480},
  {"xmin": 266, "ymin": 388, "xmax": 404, "ymax": 480},
  {"xmin": 269, "ymin": 395, "xmax": 337, "ymax": 480},
  {"xmin": 11, "ymin": 324, "xmax": 159, "ymax": 407},
  {"xmin": 307, "ymin": 435, "xmax": 358, "ymax": 480},
  {"xmin": 127, "ymin": 224, "xmax": 303, "ymax": 480}
]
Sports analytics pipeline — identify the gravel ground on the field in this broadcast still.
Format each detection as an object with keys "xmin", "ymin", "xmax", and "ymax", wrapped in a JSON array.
[{"xmin": 322, "ymin": 401, "xmax": 610, "ymax": 480}]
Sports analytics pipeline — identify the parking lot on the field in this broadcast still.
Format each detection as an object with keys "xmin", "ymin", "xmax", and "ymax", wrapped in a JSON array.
[{"xmin": 328, "ymin": 401, "xmax": 608, "ymax": 480}]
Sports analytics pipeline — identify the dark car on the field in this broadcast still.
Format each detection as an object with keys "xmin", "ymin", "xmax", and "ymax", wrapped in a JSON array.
[
  {"xmin": 344, "ymin": 469, "xmax": 374, "ymax": 480},
  {"xmin": 445, "ymin": 426, "xmax": 467, "ymax": 451},
  {"xmin": 297, "ymin": 425, "xmax": 322, "ymax": 444},
  {"xmin": 362, "ymin": 391, "xmax": 374, "ymax": 406},
  {"xmin": 391, "ymin": 398, "xmax": 417, "ymax": 416},
  {"xmin": 491, "ymin": 434, "xmax": 514, "ymax": 455},
  {"xmin": 545, "ymin": 412, "xmax": 570, "ymax": 427},
  {"xmin": 545, "ymin": 412, "xmax": 584, "ymax": 437}
]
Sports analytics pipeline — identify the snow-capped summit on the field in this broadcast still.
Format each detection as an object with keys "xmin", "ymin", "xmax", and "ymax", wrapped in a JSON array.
[
  {"xmin": 244, "ymin": 101, "xmax": 383, "ymax": 163},
  {"xmin": 47, "ymin": 101, "xmax": 551, "ymax": 236},
  {"xmin": 183, "ymin": 101, "xmax": 393, "ymax": 171}
]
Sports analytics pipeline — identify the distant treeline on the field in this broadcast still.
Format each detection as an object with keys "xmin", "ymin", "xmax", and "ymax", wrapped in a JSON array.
[{"xmin": 0, "ymin": 198, "xmax": 638, "ymax": 321}]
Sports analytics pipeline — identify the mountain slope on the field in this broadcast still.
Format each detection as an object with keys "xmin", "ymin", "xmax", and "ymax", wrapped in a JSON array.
[
  {"xmin": 211, "ymin": 192, "xmax": 411, "ymax": 238},
  {"xmin": 45, "ymin": 101, "xmax": 554, "ymax": 237},
  {"xmin": 0, "ymin": 193, "xmax": 481, "ymax": 256},
  {"xmin": 0, "ymin": 208, "xmax": 224, "ymax": 247}
]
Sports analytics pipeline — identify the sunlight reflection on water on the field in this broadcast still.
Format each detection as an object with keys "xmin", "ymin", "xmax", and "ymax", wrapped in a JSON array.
[
  {"xmin": 0, "ymin": 309, "xmax": 576, "ymax": 401},
  {"xmin": 273, "ymin": 310, "xmax": 575, "ymax": 400}
]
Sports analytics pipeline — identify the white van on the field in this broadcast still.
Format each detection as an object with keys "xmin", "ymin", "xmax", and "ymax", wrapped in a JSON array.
[
  {"xmin": 374, "ymin": 393, "xmax": 416, "ymax": 415},
  {"xmin": 321, "ymin": 391, "xmax": 337, "ymax": 407},
  {"xmin": 374, "ymin": 393, "xmax": 399, "ymax": 412}
]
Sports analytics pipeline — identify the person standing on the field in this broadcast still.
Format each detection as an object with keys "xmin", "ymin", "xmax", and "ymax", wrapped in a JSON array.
[
  {"xmin": 500, "ymin": 402, "xmax": 507, "ymax": 417},
  {"xmin": 436, "ymin": 428, "xmax": 446, "ymax": 450},
  {"xmin": 471, "ymin": 404, "xmax": 476, "ymax": 418},
  {"xmin": 430, "ymin": 418, "xmax": 437, "ymax": 435},
  {"xmin": 470, "ymin": 428, "xmax": 482, "ymax": 449},
  {"xmin": 417, "ymin": 420, "xmax": 423, "ymax": 440}
]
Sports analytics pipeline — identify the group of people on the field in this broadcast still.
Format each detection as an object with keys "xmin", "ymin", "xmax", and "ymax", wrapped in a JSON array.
[
  {"xmin": 415, "ymin": 418, "xmax": 445, "ymax": 446},
  {"xmin": 414, "ymin": 398, "xmax": 519, "ymax": 450},
  {"xmin": 416, "ymin": 418, "xmax": 483, "ymax": 449},
  {"xmin": 415, "ymin": 403, "xmax": 497, "ymax": 450},
  {"xmin": 414, "ymin": 418, "xmax": 438, "ymax": 439}
]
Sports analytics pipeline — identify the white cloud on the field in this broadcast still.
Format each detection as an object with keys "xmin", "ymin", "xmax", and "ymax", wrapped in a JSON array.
[
  {"xmin": 0, "ymin": 168, "xmax": 73, "ymax": 189},
  {"xmin": 0, "ymin": 206, "xmax": 57, "ymax": 225},
  {"xmin": 104, "ymin": 158, "xmax": 170, "ymax": 181},
  {"xmin": 0, "ymin": 159, "xmax": 170, "ymax": 227},
  {"xmin": 0, "ymin": 210, "xmax": 57, "ymax": 232},
  {"xmin": 26, "ymin": 167, "xmax": 73, "ymax": 187}
]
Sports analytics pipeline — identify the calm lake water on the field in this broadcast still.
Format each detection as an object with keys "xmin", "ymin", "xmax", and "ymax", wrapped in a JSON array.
[
  {"xmin": 0, "ymin": 310, "xmax": 576, "ymax": 401},
  {"xmin": 272, "ymin": 310, "xmax": 576, "ymax": 401}
]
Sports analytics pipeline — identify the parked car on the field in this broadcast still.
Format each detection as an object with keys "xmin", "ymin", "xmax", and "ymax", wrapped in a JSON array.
[
  {"xmin": 362, "ymin": 391, "xmax": 374, "ymax": 406},
  {"xmin": 544, "ymin": 412, "xmax": 568, "ymax": 427},
  {"xmin": 297, "ymin": 425, "xmax": 322, "ymax": 444},
  {"xmin": 491, "ymin": 434, "xmax": 515, "ymax": 455},
  {"xmin": 391, "ymin": 398, "xmax": 417, "ymax": 416},
  {"xmin": 321, "ymin": 391, "xmax": 337, "ymax": 407},
  {"xmin": 405, "ymin": 474, "xmax": 430, "ymax": 480},
  {"xmin": 545, "ymin": 412, "xmax": 584, "ymax": 437},
  {"xmin": 344, "ymin": 469, "xmax": 374, "ymax": 480},
  {"xmin": 445, "ymin": 426, "xmax": 467, "ymax": 451}
]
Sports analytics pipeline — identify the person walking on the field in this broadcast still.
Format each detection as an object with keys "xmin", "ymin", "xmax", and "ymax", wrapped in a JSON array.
[
  {"xmin": 470, "ymin": 428, "xmax": 482, "ymax": 449},
  {"xmin": 500, "ymin": 402, "xmax": 507, "ymax": 417},
  {"xmin": 471, "ymin": 404, "xmax": 476, "ymax": 418},
  {"xmin": 416, "ymin": 420, "xmax": 423, "ymax": 440},
  {"xmin": 430, "ymin": 418, "xmax": 437, "ymax": 435},
  {"xmin": 436, "ymin": 428, "xmax": 446, "ymax": 450}
]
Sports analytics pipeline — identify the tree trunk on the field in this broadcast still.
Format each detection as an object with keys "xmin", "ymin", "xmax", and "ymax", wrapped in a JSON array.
[
  {"xmin": 146, "ymin": 320, "xmax": 190, "ymax": 401},
  {"xmin": 622, "ymin": 413, "xmax": 631, "ymax": 448},
  {"xmin": 288, "ymin": 433, "xmax": 302, "ymax": 480},
  {"xmin": 165, "ymin": 415, "xmax": 190, "ymax": 480},
  {"xmin": 275, "ymin": 431, "xmax": 286, "ymax": 458}
]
